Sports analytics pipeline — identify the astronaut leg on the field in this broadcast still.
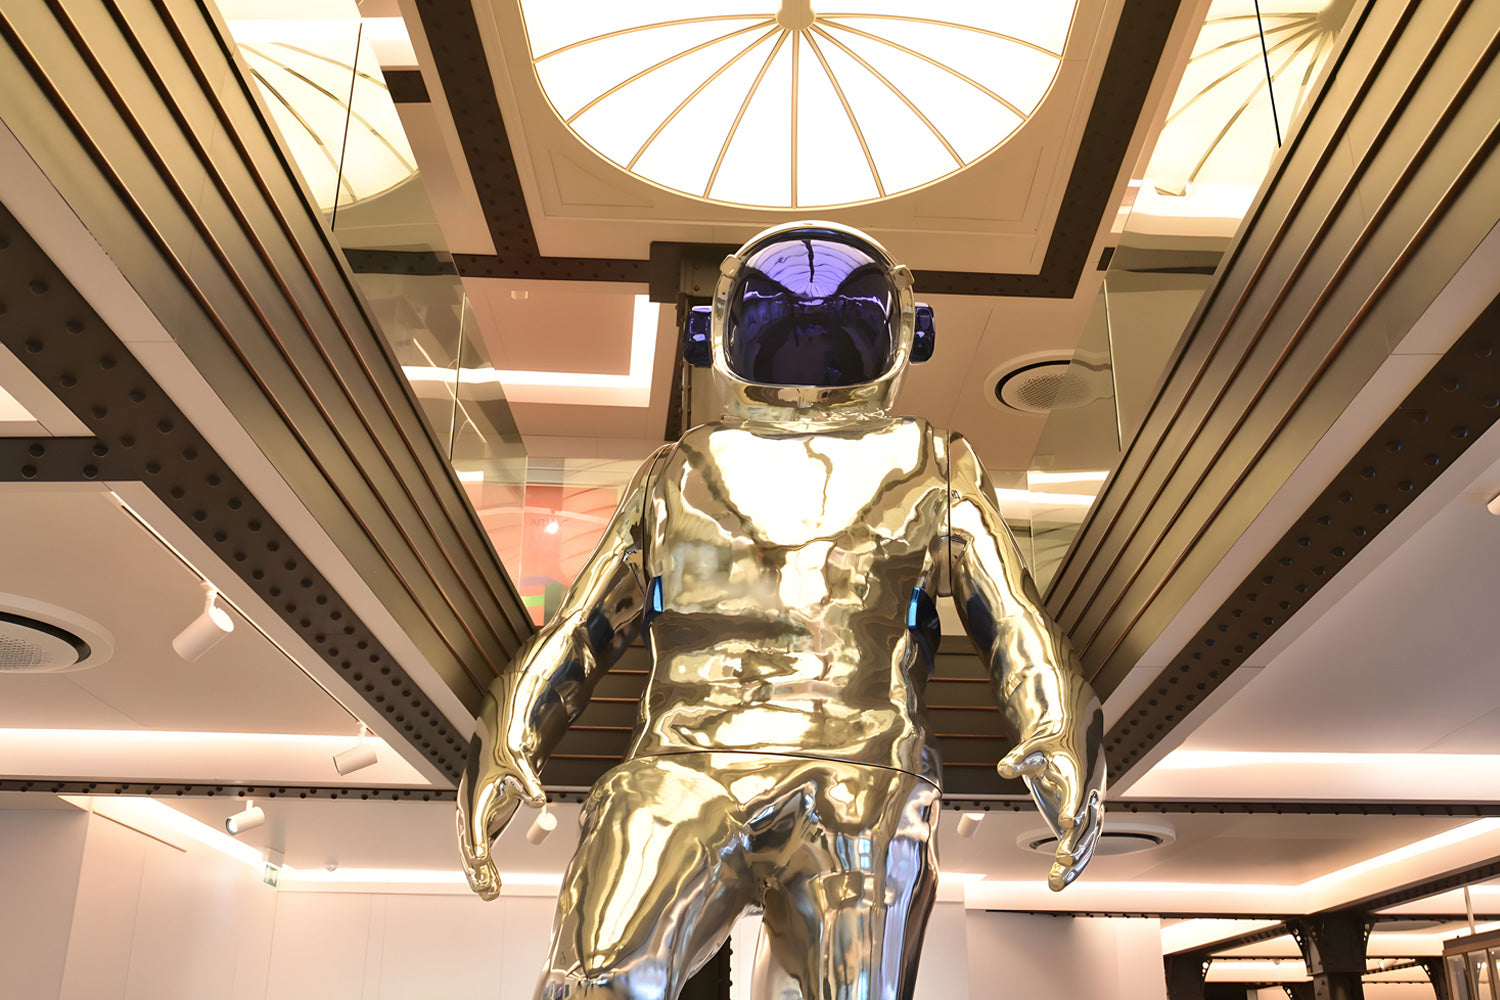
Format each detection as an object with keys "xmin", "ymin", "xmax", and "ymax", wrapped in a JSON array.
[
  {"xmin": 757, "ymin": 764, "xmax": 940, "ymax": 1000},
  {"xmin": 536, "ymin": 755, "xmax": 759, "ymax": 1000}
]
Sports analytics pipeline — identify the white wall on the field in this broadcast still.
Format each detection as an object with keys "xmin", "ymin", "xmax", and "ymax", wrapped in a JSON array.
[
  {"xmin": 0, "ymin": 809, "xmax": 88, "ymax": 1000},
  {"xmin": 916, "ymin": 901, "xmax": 971, "ymax": 1000},
  {"xmin": 0, "ymin": 805, "xmax": 276, "ymax": 1000},
  {"xmin": 0, "ymin": 807, "xmax": 1179, "ymax": 1000},
  {"xmin": 726, "ymin": 900, "xmax": 970, "ymax": 1000},
  {"xmin": 264, "ymin": 891, "xmax": 555, "ymax": 1000},
  {"xmin": 966, "ymin": 913, "xmax": 1168, "ymax": 1000},
  {"xmin": 58, "ymin": 806, "xmax": 277, "ymax": 1000}
]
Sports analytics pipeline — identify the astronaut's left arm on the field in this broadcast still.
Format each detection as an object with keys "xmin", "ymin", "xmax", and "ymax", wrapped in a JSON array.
[
  {"xmin": 457, "ymin": 445, "xmax": 667, "ymax": 898},
  {"xmin": 945, "ymin": 432, "xmax": 1106, "ymax": 891}
]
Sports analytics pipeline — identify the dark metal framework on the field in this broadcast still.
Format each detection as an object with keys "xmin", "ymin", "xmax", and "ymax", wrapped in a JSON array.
[{"xmin": 404, "ymin": 0, "xmax": 1184, "ymax": 297}]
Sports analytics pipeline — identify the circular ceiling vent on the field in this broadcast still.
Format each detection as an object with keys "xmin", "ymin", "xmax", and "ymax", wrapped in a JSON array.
[
  {"xmin": 1018, "ymin": 820, "xmax": 1176, "ymax": 857},
  {"xmin": 0, "ymin": 596, "xmax": 112, "ymax": 674},
  {"xmin": 993, "ymin": 358, "xmax": 1108, "ymax": 414}
]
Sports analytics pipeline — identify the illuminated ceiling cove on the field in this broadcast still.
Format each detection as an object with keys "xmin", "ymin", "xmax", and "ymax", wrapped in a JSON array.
[{"xmin": 519, "ymin": 1, "xmax": 1076, "ymax": 208}]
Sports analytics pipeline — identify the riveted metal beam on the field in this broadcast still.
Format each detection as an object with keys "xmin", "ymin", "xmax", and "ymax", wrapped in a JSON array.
[
  {"xmin": 0, "ymin": 0, "xmax": 545, "ymax": 786},
  {"xmin": 0, "ymin": 204, "xmax": 470, "ymax": 783},
  {"xmin": 413, "ymin": 0, "xmax": 1185, "ymax": 298},
  {"xmin": 1043, "ymin": 0, "xmax": 1500, "ymax": 778}
]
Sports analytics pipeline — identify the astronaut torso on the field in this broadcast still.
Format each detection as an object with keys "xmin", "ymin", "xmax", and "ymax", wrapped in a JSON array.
[{"xmin": 630, "ymin": 415, "xmax": 948, "ymax": 781}]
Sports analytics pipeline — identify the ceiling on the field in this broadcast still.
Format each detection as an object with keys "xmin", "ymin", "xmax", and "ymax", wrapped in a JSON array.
[{"xmin": 0, "ymin": 0, "xmax": 1498, "ymax": 992}]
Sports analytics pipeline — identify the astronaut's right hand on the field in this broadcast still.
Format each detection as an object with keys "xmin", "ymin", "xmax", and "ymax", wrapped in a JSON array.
[{"xmin": 456, "ymin": 694, "xmax": 547, "ymax": 900}]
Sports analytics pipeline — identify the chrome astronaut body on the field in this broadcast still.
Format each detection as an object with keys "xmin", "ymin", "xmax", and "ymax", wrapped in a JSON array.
[{"xmin": 458, "ymin": 223, "xmax": 1105, "ymax": 1000}]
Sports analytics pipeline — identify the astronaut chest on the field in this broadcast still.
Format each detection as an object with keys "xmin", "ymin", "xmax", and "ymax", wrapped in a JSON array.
[
  {"xmin": 650, "ymin": 427, "xmax": 943, "ymax": 610},
  {"xmin": 687, "ymin": 427, "xmax": 932, "ymax": 548}
]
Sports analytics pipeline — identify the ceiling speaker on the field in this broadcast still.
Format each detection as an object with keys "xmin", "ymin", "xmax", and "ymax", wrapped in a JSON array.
[{"xmin": 0, "ymin": 596, "xmax": 112, "ymax": 673}]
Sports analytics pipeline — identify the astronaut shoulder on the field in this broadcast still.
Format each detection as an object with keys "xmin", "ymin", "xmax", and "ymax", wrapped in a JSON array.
[
  {"xmin": 617, "ymin": 442, "xmax": 678, "ymax": 504},
  {"xmin": 943, "ymin": 430, "xmax": 998, "ymax": 495}
]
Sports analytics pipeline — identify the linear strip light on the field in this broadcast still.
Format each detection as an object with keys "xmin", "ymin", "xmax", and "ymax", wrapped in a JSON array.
[
  {"xmin": 994, "ymin": 488, "xmax": 1098, "ymax": 508},
  {"xmin": 59, "ymin": 795, "xmax": 266, "ymax": 871},
  {"xmin": 969, "ymin": 818, "xmax": 1500, "ymax": 909},
  {"xmin": 1155, "ymin": 750, "xmax": 1500, "ymax": 770},
  {"xmin": 0, "ymin": 727, "xmax": 421, "ymax": 785},
  {"xmin": 1024, "ymin": 470, "xmax": 1110, "ymax": 485},
  {"xmin": 402, "ymin": 296, "xmax": 660, "ymax": 406}
]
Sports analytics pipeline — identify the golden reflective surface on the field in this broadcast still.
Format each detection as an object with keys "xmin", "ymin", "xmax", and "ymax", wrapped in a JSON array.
[{"xmin": 459, "ymin": 222, "xmax": 1104, "ymax": 999}]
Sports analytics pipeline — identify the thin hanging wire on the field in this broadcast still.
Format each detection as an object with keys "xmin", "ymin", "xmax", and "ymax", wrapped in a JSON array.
[
  {"xmin": 1251, "ymin": 0, "xmax": 1283, "ymax": 145},
  {"xmin": 329, "ymin": 21, "xmax": 363, "ymax": 229}
]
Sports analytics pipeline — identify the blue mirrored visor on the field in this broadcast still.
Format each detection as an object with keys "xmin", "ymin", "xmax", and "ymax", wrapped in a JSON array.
[{"xmin": 725, "ymin": 237, "xmax": 898, "ymax": 388}]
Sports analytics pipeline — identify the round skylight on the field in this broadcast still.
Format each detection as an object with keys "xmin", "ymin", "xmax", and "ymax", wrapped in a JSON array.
[
  {"xmin": 1145, "ymin": 0, "xmax": 1353, "ymax": 197},
  {"xmin": 520, "ymin": 2, "xmax": 1076, "ymax": 209},
  {"xmin": 229, "ymin": 21, "xmax": 418, "ymax": 213}
]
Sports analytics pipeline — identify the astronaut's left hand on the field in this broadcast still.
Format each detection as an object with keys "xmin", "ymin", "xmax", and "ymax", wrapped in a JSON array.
[{"xmin": 998, "ymin": 701, "xmax": 1106, "ymax": 892}]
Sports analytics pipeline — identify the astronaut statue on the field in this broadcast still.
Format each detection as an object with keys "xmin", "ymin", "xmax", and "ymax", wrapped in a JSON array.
[{"xmin": 458, "ymin": 222, "xmax": 1105, "ymax": 1000}]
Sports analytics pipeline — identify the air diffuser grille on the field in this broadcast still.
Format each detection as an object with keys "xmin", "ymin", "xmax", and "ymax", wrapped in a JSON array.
[
  {"xmin": 1019, "ymin": 820, "xmax": 1175, "ymax": 856},
  {"xmin": 0, "ymin": 606, "xmax": 106, "ymax": 673},
  {"xmin": 995, "ymin": 360, "xmax": 1098, "ymax": 414}
]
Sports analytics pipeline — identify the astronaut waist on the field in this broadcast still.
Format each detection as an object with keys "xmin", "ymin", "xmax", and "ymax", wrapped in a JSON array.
[{"xmin": 627, "ymin": 700, "xmax": 936, "ymax": 780}]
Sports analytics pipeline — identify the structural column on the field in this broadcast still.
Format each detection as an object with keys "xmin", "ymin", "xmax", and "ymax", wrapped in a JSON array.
[
  {"xmin": 1292, "ymin": 912, "xmax": 1373, "ymax": 1000},
  {"xmin": 1164, "ymin": 949, "xmax": 1212, "ymax": 1000},
  {"xmin": 1417, "ymin": 957, "xmax": 1451, "ymax": 1000}
]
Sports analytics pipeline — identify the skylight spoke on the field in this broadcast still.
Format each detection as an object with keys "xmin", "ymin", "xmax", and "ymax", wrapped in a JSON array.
[
  {"xmin": 819, "ymin": 19, "xmax": 1027, "ymax": 119},
  {"xmin": 1287, "ymin": 32, "xmax": 1330, "ymax": 121},
  {"xmin": 814, "ymin": 14, "xmax": 1063, "ymax": 57},
  {"xmin": 1165, "ymin": 23, "xmax": 1318, "ymax": 127},
  {"xmin": 244, "ymin": 60, "xmax": 351, "ymax": 197},
  {"xmin": 705, "ymin": 29, "xmax": 790, "ymax": 198},
  {"xmin": 565, "ymin": 19, "xmax": 776, "ymax": 125},
  {"xmin": 1185, "ymin": 31, "xmax": 1323, "ymax": 186},
  {"xmin": 1191, "ymin": 16, "xmax": 1311, "ymax": 65},
  {"xmin": 809, "ymin": 25, "xmax": 963, "ymax": 166},
  {"xmin": 519, "ymin": 2, "xmax": 1072, "ymax": 208},
  {"xmin": 803, "ymin": 29, "xmax": 884, "ymax": 196},
  {"xmin": 627, "ymin": 27, "xmax": 782, "ymax": 169},
  {"xmin": 535, "ymin": 14, "xmax": 773, "ymax": 61},
  {"xmin": 791, "ymin": 30, "xmax": 800, "ymax": 206}
]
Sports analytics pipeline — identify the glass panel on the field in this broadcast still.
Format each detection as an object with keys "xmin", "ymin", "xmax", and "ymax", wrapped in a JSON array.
[
  {"xmin": 1006, "ymin": 290, "xmax": 1117, "ymax": 593},
  {"xmin": 448, "ymin": 303, "xmax": 530, "ymax": 587},
  {"xmin": 358, "ymin": 269, "xmax": 465, "ymax": 454},
  {"xmin": 1451, "ymin": 954, "xmax": 1477, "ymax": 1000},
  {"xmin": 1021, "ymin": 0, "xmax": 1358, "ymax": 591},
  {"xmin": 1473, "ymin": 948, "xmax": 1497, "ymax": 1000},
  {"xmin": 215, "ymin": 3, "xmax": 534, "ymax": 595},
  {"xmin": 508, "ymin": 458, "xmax": 641, "ymax": 625}
]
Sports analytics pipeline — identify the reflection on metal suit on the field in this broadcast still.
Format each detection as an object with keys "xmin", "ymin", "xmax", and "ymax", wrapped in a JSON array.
[{"xmin": 458, "ymin": 221, "xmax": 1105, "ymax": 1000}]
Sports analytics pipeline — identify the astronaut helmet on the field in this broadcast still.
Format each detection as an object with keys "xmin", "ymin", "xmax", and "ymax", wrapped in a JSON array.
[{"xmin": 705, "ymin": 222, "xmax": 928, "ymax": 420}]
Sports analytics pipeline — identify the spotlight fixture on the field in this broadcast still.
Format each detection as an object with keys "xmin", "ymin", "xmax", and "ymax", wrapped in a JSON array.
[
  {"xmin": 226, "ymin": 800, "xmax": 265, "ymax": 836},
  {"xmin": 173, "ymin": 582, "xmax": 234, "ymax": 661},
  {"xmin": 1487, "ymin": 492, "xmax": 1500, "ymax": 516},
  {"xmin": 332, "ymin": 724, "xmax": 378, "ymax": 775},
  {"xmin": 956, "ymin": 812, "xmax": 986, "ymax": 838},
  {"xmin": 526, "ymin": 808, "xmax": 558, "ymax": 845}
]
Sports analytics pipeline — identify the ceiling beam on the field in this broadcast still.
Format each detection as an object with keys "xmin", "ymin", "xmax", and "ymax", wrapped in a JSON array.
[
  {"xmin": 408, "ymin": 0, "xmax": 1184, "ymax": 297},
  {"xmin": 1045, "ymin": 0, "xmax": 1500, "ymax": 778}
]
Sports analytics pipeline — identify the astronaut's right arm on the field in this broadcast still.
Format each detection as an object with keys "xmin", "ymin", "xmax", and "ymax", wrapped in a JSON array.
[{"xmin": 458, "ymin": 446, "xmax": 668, "ymax": 899}]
